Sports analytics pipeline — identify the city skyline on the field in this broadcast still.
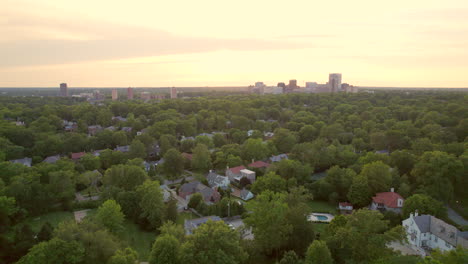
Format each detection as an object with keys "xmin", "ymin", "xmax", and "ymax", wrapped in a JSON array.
[{"xmin": 2, "ymin": 0, "xmax": 468, "ymax": 87}]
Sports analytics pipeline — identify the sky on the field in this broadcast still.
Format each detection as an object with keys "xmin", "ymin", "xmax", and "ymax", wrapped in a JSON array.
[{"xmin": 1, "ymin": 0, "xmax": 468, "ymax": 87}]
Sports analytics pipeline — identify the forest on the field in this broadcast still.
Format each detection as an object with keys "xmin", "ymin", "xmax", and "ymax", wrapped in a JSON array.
[{"xmin": 0, "ymin": 90, "xmax": 467, "ymax": 264}]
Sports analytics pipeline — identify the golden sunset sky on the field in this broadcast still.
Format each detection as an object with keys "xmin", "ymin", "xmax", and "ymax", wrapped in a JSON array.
[{"xmin": 1, "ymin": 0, "xmax": 468, "ymax": 87}]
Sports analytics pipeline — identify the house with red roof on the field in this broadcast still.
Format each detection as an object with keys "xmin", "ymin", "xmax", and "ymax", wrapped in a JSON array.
[
  {"xmin": 226, "ymin": 165, "xmax": 256, "ymax": 184},
  {"xmin": 338, "ymin": 202, "xmax": 353, "ymax": 214},
  {"xmin": 248, "ymin": 160, "xmax": 271, "ymax": 169},
  {"xmin": 71, "ymin": 152, "xmax": 86, "ymax": 161},
  {"xmin": 182, "ymin": 152, "xmax": 193, "ymax": 161},
  {"xmin": 370, "ymin": 188, "xmax": 404, "ymax": 213}
]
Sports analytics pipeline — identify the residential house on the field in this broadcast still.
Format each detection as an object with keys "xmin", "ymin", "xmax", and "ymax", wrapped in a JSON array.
[
  {"xmin": 105, "ymin": 126, "xmax": 117, "ymax": 131},
  {"xmin": 264, "ymin": 132, "xmax": 274, "ymax": 139},
  {"xmin": 370, "ymin": 188, "xmax": 404, "ymax": 213},
  {"xmin": 240, "ymin": 189, "xmax": 254, "ymax": 201},
  {"xmin": 226, "ymin": 166, "xmax": 256, "ymax": 183},
  {"xmin": 63, "ymin": 121, "xmax": 77, "ymax": 132},
  {"xmin": 184, "ymin": 216, "xmax": 222, "ymax": 235},
  {"xmin": 248, "ymin": 160, "xmax": 270, "ymax": 169},
  {"xmin": 338, "ymin": 202, "xmax": 353, "ymax": 214},
  {"xmin": 181, "ymin": 136, "xmax": 195, "ymax": 141},
  {"xmin": 143, "ymin": 161, "xmax": 158, "ymax": 172},
  {"xmin": 182, "ymin": 152, "xmax": 193, "ymax": 161},
  {"xmin": 240, "ymin": 169, "xmax": 256, "ymax": 183},
  {"xmin": 269, "ymin": 154, "xmax": 288, "ymax": 163},
  {"xmin": 403, "ymin": 212, "xmax": 468, "ymax": 253},
  {"xmin": 43, "ymin": 155, "xmax": 61, "ymax": 164},
  {"xmin": 198, "ymin": 133, "xmax": 214, "ymax": 138},
  {"xmin": 206, "ymin": 171, "xmax": 230, "ymax": 189},
  {"xmin": 114, "ymin": 145, "xmax": 130, "ymax": 152},
  {"xmin": 88, "ymin": 125, "xmax": 103, "ymax": 136},
  {"xmin": 92, "ymin": 150, "xmax": 104, "ymax": 157},
  {"xmin": 112, "ymin": 116, "xmax": 127, "ymax": 122},
  {"xmin": 121, "ymin": 127, "xmax": 133, "ymax": 133},
  {"xmin": 9, "ymin": 157, "xmax": 32, "ymax": 167},
  {"xmin": 179, "ymin": 181, "xmax": 221, "ymax": 204},
  {"xmin": 71, "ymin": 152, "xmax": 86, "ymax": 161}
]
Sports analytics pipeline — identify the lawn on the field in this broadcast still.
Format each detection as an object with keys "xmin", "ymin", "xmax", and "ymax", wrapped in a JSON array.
[
  {"xmin": 118, "ymin": 220, "xmax": 156, "ymax": 261},
  {"xmin": 308, "ymin": 200, "xmax": 338, "ymax": 214},
  {"xmin": 23, "ymin": 211, "xmax": 74, "ymax": 232}
]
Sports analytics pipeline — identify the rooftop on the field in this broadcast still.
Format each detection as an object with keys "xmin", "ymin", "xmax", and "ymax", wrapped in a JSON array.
[{"xmin": 372, "ymin": 191, "xmax": 403, "ymax": 208}]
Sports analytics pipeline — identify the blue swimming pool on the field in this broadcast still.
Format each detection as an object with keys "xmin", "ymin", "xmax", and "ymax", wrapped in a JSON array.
[{"xmin": 316, "ymin": 215, "xmax": 328, "ymax": 221}]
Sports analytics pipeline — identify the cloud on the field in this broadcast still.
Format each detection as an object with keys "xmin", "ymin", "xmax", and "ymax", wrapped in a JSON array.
[{"xmin": 0, "ymin": 10, "xmax": 314, "ymax": 68}]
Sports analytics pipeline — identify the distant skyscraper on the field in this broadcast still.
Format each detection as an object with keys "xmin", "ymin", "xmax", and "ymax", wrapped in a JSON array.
[
  {"xmin": 329, "ymin": 73, "xmax": 342, "ymax": 93},
  {"xmin": 285, "ymin": 79, "xmax": 297, "ymax": 93},
  {"xmin": 112, "ymin": 89, "xmax": 118, "ymax": 100},
  {"xmin": 170, "ymin": 87, "xmax": 177, "ymax": 99},
  {"xmin": 127, "ymin": 87, "xmax": 134, "ymax": 100},
  {"xmin": 60, "ymin": 83, "xmax": 68, "ymax": 97}
]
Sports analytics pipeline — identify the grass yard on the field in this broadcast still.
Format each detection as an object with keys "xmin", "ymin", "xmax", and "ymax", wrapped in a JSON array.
[
  {"xmin": 308, "ymin": 200, "xmax": 338, "ymax": 214},
  {"xmin": 312, "ymin": 223, "xmax": 329, "ymax": 239},
  {"xmin": 23, "ymin": 211, "xmax": 74, "ymax": 232},
  {"xmin": 119, "ymin": 220, "xmax": 156, "ymax": 261}
]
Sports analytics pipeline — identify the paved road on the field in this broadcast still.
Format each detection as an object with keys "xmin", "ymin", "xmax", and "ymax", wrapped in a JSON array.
[{"xmin": 447, "ymin": 206, "xmax": 468, "ymax": 226}]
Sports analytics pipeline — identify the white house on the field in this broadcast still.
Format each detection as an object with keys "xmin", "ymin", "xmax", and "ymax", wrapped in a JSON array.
[
  {"xmin": 206, "ymin": 171, "xmax": 230, "ymax": 189},
  {"xmin": 402, "ymin": 212, "xmax": 468, "ymax": 253},
  {"xmin": 239, "ymin": 169, "xmax": 256, "ymax": 183}
]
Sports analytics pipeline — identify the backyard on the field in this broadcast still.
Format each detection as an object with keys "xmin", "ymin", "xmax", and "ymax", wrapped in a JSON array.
[{"xmin": 308, "ymin": 200, "xmax": 338, "ymax": 214}]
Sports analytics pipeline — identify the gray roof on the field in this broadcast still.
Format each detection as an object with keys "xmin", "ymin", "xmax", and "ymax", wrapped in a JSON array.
[
  {"xmin": 184, "ymin": 216, "xmax": 222, "ymax": 235},
  {"xmin": 180, "ymin": 181, "xmax": 201, "ymax": 194},
  {"xmin": 413, "ymin": 215, "xmax": 431, "ymax": 233},
  {"xmin": 240, "ymin": 189, "xmax": 254, "ymax": 200},
  {"xmin": 114, "ymin": 145, "xmax": 130, "ymax": 152},
  {"xmin": 43, "ymin": 155, "xmax": 61, "ymax": 164},
  {"xmin": 9, "ymin": 157, "xmax": 32, "ymax": 167},
  {"xmin": 206, "ymin": 172, "xmax": 229, "ymax": 188},
  {"xmin": 270, "ymin": 154, "xmax": 288, "ymax": 163}
]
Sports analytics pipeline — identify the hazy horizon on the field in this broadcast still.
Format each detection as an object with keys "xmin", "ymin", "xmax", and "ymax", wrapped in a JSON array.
[{"xmin": 2, "ymin": 0, "xmax": 468, "ymax": 87}]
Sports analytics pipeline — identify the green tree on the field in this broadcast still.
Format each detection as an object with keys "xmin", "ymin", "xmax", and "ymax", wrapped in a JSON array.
[
  {"xmin": 191, "ymin": 144, "xmax": 212, "ymax": 172},
  {"xmin": 17, "ymin": 238, "xmax": 84, "ymax": 264},
  {"xmin": 80, "ymin": 154, "xmax": 101, "ymax": 171},
  {"xmin": 411, "ymin": 151, "xmax": 463, "ymax": 202},
  {"xmin": 159, "ymin": 221, "xmax": 185, "ymax": 242},
  {"xmin": 96, "ymin": 199, "xmax": 125, "ymax": 233},
  {"xmin": 271, "ymin": 159, "xmax": 313, "ymax": 184},
  {"xmin": 137, "ymin": 180, "xmax": 165, "ymax": 230},
  {"xmin": 129, "ymin": 140, "xmax": 147, "ymax": 159},
  {"xmin": 272, "ymin": 128, "xmax": 298, "ymax": 153},
  {"xmin": 402, "ymin": 194, "xmax": 447, "ymax": 219},
  {"xmin": 326, "ymin": 209, "xmax": 405, "ymax": 263},
  {"xmin": 103, "ymin": 164, "xmax": 148, "ymax": 191},
  {"xmin": 305, "ymin": 240, "xmax": 333, "ymax": 264},
  {"xmin": 188, "ymin": 193, "xmax": 203, "ymax": 209},
  {"xmin": 149, "ymin": 234, "xmax": 180, "ymax": 264},
  {"xmin": 347, "ymin": 175, "xmax": 371, "ymax": 208},
  {"xmin": 244, "ymin": 191, "xmax": 292, "ymax": 254},
  {"xmin": 37, "ymin": 222, "xmax": 53, "ymax": 242},
  {"xmin": 251, "ymin": 172, "xmax": 287, "ymax": 194},
  {"xmin": 280, "ymin": 250, "xmax": 301, "ymax": 264},
  {"xmin": 162, "ymin": 149, "xmax": 184, "ymax": 179},
  {"xmin": 108, "ymin": 248, "xmax": 139, "ymax": 264},
  {"xmin": 166, "ymin": 199, "xmax": 178, "ymax": 223},
  {"xmin": 241, "ymin": 138, "xmax": 269, "ymax": 162},
  {"xmin": 359, "ymin": 161, "xmax": 392, "ymax": 194},
  {"xmin": 179, "ymin": 220, "xmax": 247, "ymax": 264}
]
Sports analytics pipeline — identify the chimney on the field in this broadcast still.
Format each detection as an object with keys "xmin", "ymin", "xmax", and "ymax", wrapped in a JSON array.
[
  {"xmin": 415, "ymin": 210, "xmax": 419, "ymax": 217},
  {"xmin": 252, "ymin": 159, "xmax": 255, "ymax": 164},
  {"xmin": 390, "ymin": 187, "xmax": 394, "ymax": 192}
]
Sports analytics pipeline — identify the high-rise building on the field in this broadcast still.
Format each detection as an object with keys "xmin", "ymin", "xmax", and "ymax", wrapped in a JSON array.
[
  {"xmin": 60, "ymin": 83, "xmax": 68, "ymax": 97},
  {"xmin": 127, "ymin": 87, "xmax": 134, "ymax": 100},
  {"xmin": 329, "ymin": 73, "xmax": 342, "ymax": 93},
  {"xmin": 284, "ymin": 79, "xmax": 297, "ymax": 93},
  {"xmin": 305, "ymin": 82, "xmax": 318, "ymax": 93},
  {"xmin": 170, "ymin": 87, "xmax": 177, "ymax": 99},
  {"xmin": 112, "ymin": 89, "xmax": 118, "ymax": 100}
]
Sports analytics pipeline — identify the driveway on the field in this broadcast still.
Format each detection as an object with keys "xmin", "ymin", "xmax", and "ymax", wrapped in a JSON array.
[{"xmin": 447, "ymin": 206, "xmax": 468, "ymax": 226}]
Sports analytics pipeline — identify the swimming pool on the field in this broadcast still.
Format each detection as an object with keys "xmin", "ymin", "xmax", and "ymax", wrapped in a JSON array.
[{"xmin": 316, "ymin": 215, "xmax": 328, "ymax": 221}]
